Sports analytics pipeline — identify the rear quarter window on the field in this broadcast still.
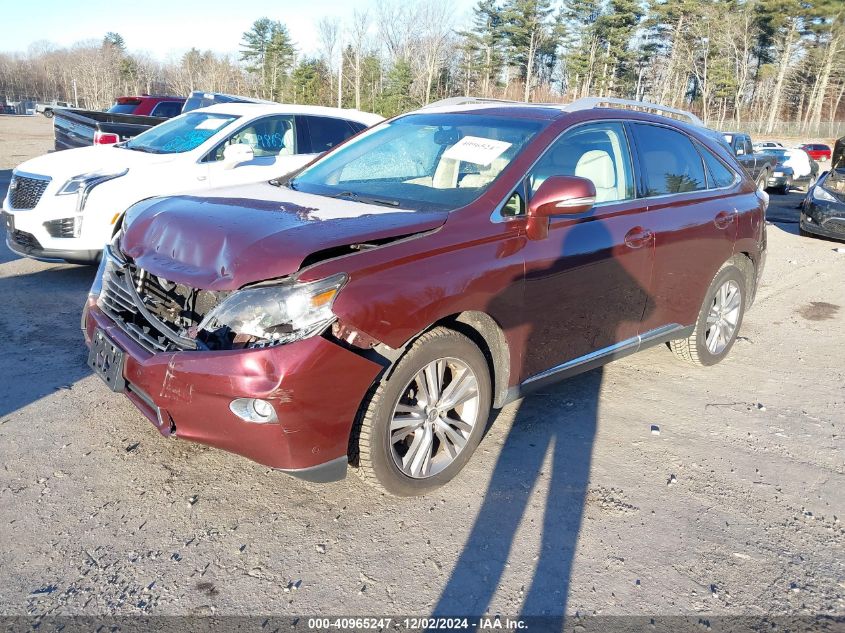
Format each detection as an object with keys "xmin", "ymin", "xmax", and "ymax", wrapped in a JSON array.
[
  {"xmin": 697, "ymin": 143, "xmax": 738, "ymax": 189},
  {"xmin": 632, "ymin": 123, "xmax": 707, "ymax": 196}
]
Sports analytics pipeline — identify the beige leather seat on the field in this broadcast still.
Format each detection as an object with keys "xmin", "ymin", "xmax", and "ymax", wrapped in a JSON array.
[
  {"xmin": 458, "ymin": 157, "xmax": 510, "ymax": 188},
  {"xmin": 574, "ymin": 150, "xmax": 618, "ymax": 203},
  {"xmin": 280, "ymin": 125, "xmax": 294, "ymax": 156}
]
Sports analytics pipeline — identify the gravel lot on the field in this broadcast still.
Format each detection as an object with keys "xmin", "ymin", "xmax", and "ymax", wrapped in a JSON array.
[{"xmin": 0, "ymin": 115, "xmax": 842, "ymax": 622}]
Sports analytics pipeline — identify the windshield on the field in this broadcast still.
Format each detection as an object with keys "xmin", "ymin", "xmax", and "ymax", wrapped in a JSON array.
[
  {"xmin": 289, "ymin": 113, "xmax": 544, "ymax": 211},
  {"xmin": 124, "ymin": 112, "xmax": 238, "ymax": 154}
]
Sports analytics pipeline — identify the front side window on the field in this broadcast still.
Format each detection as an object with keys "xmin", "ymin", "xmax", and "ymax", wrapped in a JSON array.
[
  {"xmin": 528, "ymin": 121, "xmax": 635, "ymax": 204},
  {"xmin": 631, "ymin": 123, "xmax": 707, "ymax": 196},
  {"xmin": 124, "ymin": 112, "xmax": 238, "ymax": 154},
  {"xmin": 207, "ymin": 115, "xmax": 296, "ymax": 161},
  {"xmin": 289, "ymin": 113, "xmax": 544, "ymax": 211}
]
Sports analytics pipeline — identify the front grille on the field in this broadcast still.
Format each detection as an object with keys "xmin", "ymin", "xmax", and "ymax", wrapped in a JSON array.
[
  {"xmin": 98, "ymin": 256, "xmax": 224, "ymax": 354},
  {"xmin": 128, "ymin": 264, "xmax": 220, "ymax": 332},
  {"xmin": 9, "ymin": 175, "xmax": 50, "ymax": 209},
  {"xmin": 822, "ymin": 218, "xmax": 845, "ymax": 235},
  {"xmin": 10, "ymin": 229, "xmax": 42, "ymax": 251},
  {"xmin": 44, "ymin": 217, "xmax": 77, "ymax": 238}
]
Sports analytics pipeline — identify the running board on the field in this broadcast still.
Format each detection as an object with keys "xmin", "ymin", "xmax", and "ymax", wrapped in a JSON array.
[{"xmin": 504, "ymin": 323, "xmax": 692, "ymax": 403}]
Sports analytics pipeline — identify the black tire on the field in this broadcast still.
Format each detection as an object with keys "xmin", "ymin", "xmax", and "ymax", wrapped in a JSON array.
[
  {"xmin": 779, "ymin": 184, "xmax": 790, "ymax": 195},
  {"xmin": 669, "ymin": 263, "xmax": 747, "ymax": 366},
  {"xmin": 352, "ymin": 326, "xmax": 492, "ymax": 496},
  {"xmin": 43, "ymin": 109, "xmax": 53, "ymax": 118}
]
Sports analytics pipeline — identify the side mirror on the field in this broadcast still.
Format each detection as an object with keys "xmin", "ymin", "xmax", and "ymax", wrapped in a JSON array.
[
  {"xmin": 526, "ymin": 175, "xmax": 596, "ymax": 240},
  {"xmin": 222, "ymin": 143, "xmax": 254, "ymax": 169}
]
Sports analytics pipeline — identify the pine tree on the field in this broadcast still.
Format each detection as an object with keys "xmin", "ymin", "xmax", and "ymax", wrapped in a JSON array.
[
  {"xmin": 501, "ymin": 0, "xmax": 555, "ymax": 101},
  {"xmin": 240, "ymin": 18, "xmax": 296, "ymax": 101}
]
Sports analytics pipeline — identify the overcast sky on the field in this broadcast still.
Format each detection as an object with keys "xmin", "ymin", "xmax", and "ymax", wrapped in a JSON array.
[{"xmin": 2, "ymin": 0, "xmax": 477, "ymax": 62}]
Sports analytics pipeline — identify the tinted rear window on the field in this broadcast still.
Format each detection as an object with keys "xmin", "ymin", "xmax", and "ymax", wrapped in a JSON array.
[
  {"xmin": 632, "ymin": 123, "xmax": 707, "ymax": 196},
  {"xmin": 304, "ymin": 116, "xmax": 359, "ymax": 153}
]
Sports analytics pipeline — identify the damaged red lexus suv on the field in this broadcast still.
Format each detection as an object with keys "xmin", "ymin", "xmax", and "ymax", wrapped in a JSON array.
[{"xmin": 83, "ymin": 97, "xmax": 767, "ymax": 496}]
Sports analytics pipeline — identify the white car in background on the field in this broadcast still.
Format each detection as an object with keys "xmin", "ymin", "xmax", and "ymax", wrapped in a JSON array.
[
  {"xmin": 3, "ymin": 104, "xmax": 383, "ymax": 263},
  {"xmin": 753, "ymin": 140, "xmax": 784, "ymax": 151}
]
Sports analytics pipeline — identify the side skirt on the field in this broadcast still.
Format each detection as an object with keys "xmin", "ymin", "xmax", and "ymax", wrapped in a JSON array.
[{"xmin": 502, "ymin": 323, "xmax": 693, "ymax": 405}]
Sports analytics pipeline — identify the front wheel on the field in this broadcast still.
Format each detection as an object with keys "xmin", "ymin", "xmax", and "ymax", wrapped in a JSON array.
[
  {"xmin": 669, "ymin": 264, "xmax": 747, "ymax": 366},
  {"xmin": 352, "ymin": 327, "xmax": 492, "ymax": 496},
  {"xmin": 42, "ymin": 109, "xmax": 53, "ymax": 118}
]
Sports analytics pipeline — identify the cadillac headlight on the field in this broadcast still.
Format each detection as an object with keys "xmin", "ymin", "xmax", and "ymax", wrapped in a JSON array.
[
  {"xmin": 57, "ymin": 169, "xmax": 128, "ymax": 212},
  {"xmin": 198, "ymin": 274, "xmax": 347, "ymax": 347}
]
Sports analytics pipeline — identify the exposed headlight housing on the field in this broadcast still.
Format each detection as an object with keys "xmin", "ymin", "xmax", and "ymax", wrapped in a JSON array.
[
  {"xmin": 57, "ymin": 169, "xmax": 128, "ymax": 212},
  {"xmin": 812, "ymin": 186, "xmax": 838, "ymax": 203},
  {"xmin": 197, "ymin": 273, "xmax": 348, "ymax": 348}
]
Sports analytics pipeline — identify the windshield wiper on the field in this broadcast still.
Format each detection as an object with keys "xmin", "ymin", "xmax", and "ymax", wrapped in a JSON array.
[
  {"xmin": 126, "ymin": 145, "xmax": 164, "ymax": 154},
  {"xmin": 332, "ymin": 191, "xmax": 400, "ymax": 207}
]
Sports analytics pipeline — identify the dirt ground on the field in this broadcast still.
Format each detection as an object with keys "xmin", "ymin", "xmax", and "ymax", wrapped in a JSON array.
[{"xmin": 0, "ymin": 115, "xmax": 842, "ymax": 623}]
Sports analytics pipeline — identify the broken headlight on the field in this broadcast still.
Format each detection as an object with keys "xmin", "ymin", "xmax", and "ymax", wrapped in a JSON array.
[
  {"xmin": 812, "ymin": 186, "xmax": 837, "ymax": 203},
  {"xmin": 197, "ymin": 274, "xmax": 347, "ymax": 348}
]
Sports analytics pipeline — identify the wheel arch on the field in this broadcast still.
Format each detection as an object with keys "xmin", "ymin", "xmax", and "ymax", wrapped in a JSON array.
[
  {"xmin": 436, "ymin": 311, "xmax": 511, "ymax": 409},
  {"xmin": 732, "ymin": 251, "xmax": 757, "ymax": 306}
]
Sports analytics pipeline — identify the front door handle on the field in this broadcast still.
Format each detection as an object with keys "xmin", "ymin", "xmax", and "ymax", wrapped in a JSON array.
[
  {"xmin": 714, "ymin": 210, "xmax": 737, "ymax": 229},
  {"xmin": 624, "ymin": 226, "xmax": 654, "ymax": 249}
]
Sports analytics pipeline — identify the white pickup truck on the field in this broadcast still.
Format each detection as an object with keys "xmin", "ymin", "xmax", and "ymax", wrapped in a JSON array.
[{"xmin": 3, "ymin": 103, "xmax": 383, "ymax": 264}]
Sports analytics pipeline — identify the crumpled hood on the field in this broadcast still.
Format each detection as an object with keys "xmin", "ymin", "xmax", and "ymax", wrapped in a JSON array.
[
  {"xmin": 121, "ymin": 182, "xmax": 448, "ymax": 290},
  {"xmin": 832, "ymin": 136, "xmax": 844, "ymax": 171},
  {"xmin": 16, "ymin": 144, "xmax": 176, "ymax": 182}
]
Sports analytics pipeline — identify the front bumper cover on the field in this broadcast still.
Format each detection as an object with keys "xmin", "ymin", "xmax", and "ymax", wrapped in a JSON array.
[
  {"xmin": 800, "ymin": 197, "xmax": 845, "ymax": 241},
  {"xmin": 83, "ymin": 301, "xmax": 385, "ymax": 480}
]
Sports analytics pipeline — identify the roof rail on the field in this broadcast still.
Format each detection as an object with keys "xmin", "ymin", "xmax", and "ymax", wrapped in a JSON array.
[
  {"xmin": 420, "ymin": 95, "xmax": 705, "ymax": 127},
  {"xmin": 562, "ymin": 97, "xmax": 704, "ymax": 126},
  {"xmin": 421, "ymin": 96, "xmax": 524, "ymax": 109}
]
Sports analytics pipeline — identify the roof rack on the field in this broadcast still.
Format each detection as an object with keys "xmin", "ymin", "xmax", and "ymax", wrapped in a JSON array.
[
  {"xmin": 562, "ymin": 97, "xmax": 704, "ymax": 126},
  {"xmin": 421, "ymin": 96, "xmax": 524, "ymax": 109},
  {"xmin": 421, "ymin": 95, "xmax": 704, "ymax": 127}
]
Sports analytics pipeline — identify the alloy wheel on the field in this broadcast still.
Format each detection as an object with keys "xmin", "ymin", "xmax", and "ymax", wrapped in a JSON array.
[
  {"xmin": 705, "ymin": 280, "xmax": 741, "ymax": 355},
  {"xmin": 389, "ymin": 357, "xmax": 480, "ymax": 479}
]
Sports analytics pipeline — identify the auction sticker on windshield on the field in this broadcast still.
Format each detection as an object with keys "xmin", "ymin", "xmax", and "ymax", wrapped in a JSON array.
[
  {"xmin": 196, "ymin": 118, "xmax": 229, "ymax": 130},
  {"xmin": 443, "ymin": 136, "xmax": 512, "ymax": 165}
]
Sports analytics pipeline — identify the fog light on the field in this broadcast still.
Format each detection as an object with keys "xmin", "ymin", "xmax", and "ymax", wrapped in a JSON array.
[{"xmin": 230, "ymin": 398, "xmax": 278, "ymax": 424}]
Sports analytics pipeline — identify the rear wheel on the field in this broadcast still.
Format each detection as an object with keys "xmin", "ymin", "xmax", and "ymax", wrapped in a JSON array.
[
  {"xmin": 669, "ymin": 264, "xmax": 747, "ymax": 366},
  {"xmin": 43, "ymin": 109, "xmax": 53, "ymax": 118},
  {"xmin": 353, "ymin": 327, "xmax": 491, "ymax": 496}
]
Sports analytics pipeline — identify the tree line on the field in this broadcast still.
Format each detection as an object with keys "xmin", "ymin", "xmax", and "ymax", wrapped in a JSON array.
[{"xmin": 1, "ymin": 0, "xmax": 842, "ymax": 135}]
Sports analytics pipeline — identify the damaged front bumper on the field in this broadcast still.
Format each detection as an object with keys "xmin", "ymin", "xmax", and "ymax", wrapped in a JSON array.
[{"xmin": 82, "ymin": 300, "xmax": 384, "ymax": 481}]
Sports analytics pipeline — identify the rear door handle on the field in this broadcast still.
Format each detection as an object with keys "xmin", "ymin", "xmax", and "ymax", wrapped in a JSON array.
[
  {"xmin": 624, "ymin": 226, "xmax": 654, "ymax": 249},
  {"xmin": 714, "ymin": 210, "xmax": 737, "ymax": 229}
]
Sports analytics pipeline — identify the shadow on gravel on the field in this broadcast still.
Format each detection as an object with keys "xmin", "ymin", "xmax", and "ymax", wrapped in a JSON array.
[
  {"xmin": 0, "ymin": 242, "xmax": 94, "ymax": 420},
  {"xmin": 435, "ymin": 200, "xmax": 653, "ymax": 627}
]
